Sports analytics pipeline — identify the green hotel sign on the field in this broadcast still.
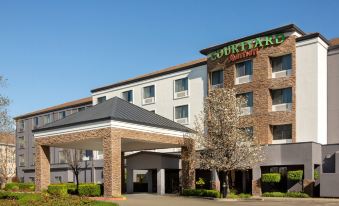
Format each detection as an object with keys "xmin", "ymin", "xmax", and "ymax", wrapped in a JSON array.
[{"xmin": 207, "ymin": 33, "xmax": 286, "ymax": 62}]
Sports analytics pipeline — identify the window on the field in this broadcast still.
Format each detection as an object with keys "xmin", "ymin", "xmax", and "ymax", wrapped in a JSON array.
[
  {"xmin": 175, "ymin": 105, "xmax": 189, "ymax": 119},
  {"xmin": 143, "ymin": 85, "xmax": 155, "ymax": 99},
  {"xmin": 236, "ymin": 60, "xmax": 253, "ymax": 77},
  {"xmin": 32, "ymin": 153, "xmax": 35, "ymax": 166},
  {"xmin": 271, "ymin": 54, "xmax": 292, "ymax": 73},
  {"xmin": 175, "ymin": 78, "xmax": 188, "ymax": 93},
  {"xmin": 272, "ymin": 124, "xmax": 292, "ymax": 140},
  {"xmin": 78, "ymin": 107, "xmax": 86, "ymax": 112},
  {"xmin": 97, "ymin": 96, "xmax": 106, "ymax": 104},
  {"xmin": 55, "ymin": 176, "xmax": 62, "ymax": 183},
  {"xmin": 211, "ymin": 70, "xmax": 223, "ymax": 86},
  {"xmin": 19, "ymin": 155, "xmax": 25, "ymax": 167},
  {"xmin": 18, "ymin": 136, "xmax": 25, "ymax": 148},
  {"xmin": 29, "ymin": 177, "xmax": 35, "ymax": 182},
  {"xmin": 240, "ymin": 127, "xmax": 253, "ymax": 139},
  {"xmin": 58, "ymin": 111, "xmax": 66, "ymax": 120},
  {"xmin": 33, "ymin": 117, "xmax": 39, "ymax": 128},
  {"xmin": 19, "ymin": 120, "xmax": 25, "ymax": 132},
  {"xmin": 149, "ymin": 110, "xmax": 155, "ymax": 113},
  {"xmin": 237, "ymin": 92, "xmax": 253, "ymax": 107},
  {"xmin": 122, "ymin": 90, "xmax": 133, "ymax": 103},
  {"xmin": 58, "ymin": 151, "xmax": 66, "ymax": 164},
  {"xmin": 271, "ymin": 88, "xmax": 292, "ymax": 105},
  {"xmin": 44, "ymin": 114, "xmax": 52, "ymax": 125}
]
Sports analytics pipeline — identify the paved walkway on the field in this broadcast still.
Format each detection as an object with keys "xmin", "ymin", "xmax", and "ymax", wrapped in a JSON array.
[{"xmin": 118, "ymin": 194, "xmax": 339, "ymax": 206}]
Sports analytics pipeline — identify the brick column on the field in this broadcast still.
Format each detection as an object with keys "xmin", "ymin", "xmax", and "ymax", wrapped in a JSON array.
[
  {"xmin": 103, "ymin": 134, "xmax": 121, "ymax": 197},
  {"xmin": 252, "ymin": 166, "xmax": 262, "ymax": 196},
  {"xmin": 35, "ymin": 144, "xmax": 50, "ymax": 192},
  {"xmin": 181, "ymin": 139, "xmax": 195, "ymax": 190}
]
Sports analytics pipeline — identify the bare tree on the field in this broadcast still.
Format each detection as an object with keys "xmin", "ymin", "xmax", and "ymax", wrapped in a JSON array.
[
  {"xmin": 0, "ymin": 76, "xmax": 15, "ymax": 188},
  {"xmin": 191, "ymin": 88, "xmax": 264, "ymax": 197},
  {"xmin": 62, "ymin": 149, "xmax": 84, "ymax": 192}
]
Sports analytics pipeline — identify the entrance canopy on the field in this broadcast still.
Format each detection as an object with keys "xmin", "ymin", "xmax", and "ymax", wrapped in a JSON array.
[{"xmin": 32, "ymin": 97, "xmax": 196, "ymax": 197}]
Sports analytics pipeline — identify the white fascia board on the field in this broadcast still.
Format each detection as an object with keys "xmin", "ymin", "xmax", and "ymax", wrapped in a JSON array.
[{"xmin": 34, "ymin": 119, "xmax": 188, "ymax": 138}]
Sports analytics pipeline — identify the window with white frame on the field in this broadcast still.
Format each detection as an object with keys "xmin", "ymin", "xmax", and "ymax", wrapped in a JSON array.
[
  {"xmin": 58, "ymin": 151, "xmax": 66, "ymax": 164},
  {"xmin": 175, "ymin": 105, "xmax": 189, "ymax": 124},
  {"xmin": 142, "ymin": 85, "xmax": 155, "ymax": 104},
  {"xmin": 44, "ymin": 114, "xmax": 52, "ymax": 125},
  {"xmin": 19, "ymin": 155, "xmax": 25, "ymax": 167},
  {"xmin": 210, "ymin": 70, "xmax": 223, "ymax": 88},
  {"xmin": 271, "ymin": 88, "xmax": 292, "ymax": 112},
  {"xmin": 122, "ymin": 90, "xmax": 133, "ymax": 103},
  {"xmin": 174, "ymin": 77, "xmax": 188, "ymax": 98},
  {"xmin": 235, "ymin": 60, "xmax": 253, "ymax": 84},
  {"xmin": 271, "ymin": 54, "xmax": 292, "ymax": 74},
  {"xmin": 18, "ymin": 136, "xmax": 25, "ymax": 148},
  {"xmin": 97, "ymin": 96, "xmax": 106, "ymax": 104},
  {"xmin": 58, "ymin": 111, "xmax": 66, "ymax": 120},
  {"xmin": 19, "ymin": 120, "xmax": 25, "ymax": 132},
  {"xmin": 272, "ymin": 124, "xmax": 292, "ymax": 140},
  {"xmin": 55, "ymin": 176, "xmax": 62, "ymax": 183},
  {"xmin": 33, "ymin": 117, "xmax": 39, "ymax": 128},
  {"xmin": 236, "ymin": 92, "xmax": 253, "ymax": 115}
]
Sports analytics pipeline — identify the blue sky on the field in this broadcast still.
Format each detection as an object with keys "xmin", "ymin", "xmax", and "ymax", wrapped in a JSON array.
[{"xmin": 1, "ymin": 0, "xmax": 338, "ymax": 117}]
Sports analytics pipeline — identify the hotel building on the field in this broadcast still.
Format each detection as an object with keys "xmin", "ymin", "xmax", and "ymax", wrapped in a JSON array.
[{"xmin": 15, "ymin": 24, "xmax": 339, "ymax": 197}]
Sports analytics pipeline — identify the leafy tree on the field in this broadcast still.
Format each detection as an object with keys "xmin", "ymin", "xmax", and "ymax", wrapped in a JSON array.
[{"xmin": 191, "ymin": 88, "xmax": 264, "ymax": 197}]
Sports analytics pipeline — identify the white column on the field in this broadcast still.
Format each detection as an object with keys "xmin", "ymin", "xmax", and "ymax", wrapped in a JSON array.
[
  {"xmin": 147, "ymin": 170, "xmax": 153, "ymax": 193},
  {"xmin": 126, "ymin": 168, "xmax": 134, "ymax": 193},
  {"xmin": 157, "ymin": 169, "xmax": 165, "ymax": 195},
  {"xmin": 211, "ymin": 169, "xmax": 220, "ymax": 191}
]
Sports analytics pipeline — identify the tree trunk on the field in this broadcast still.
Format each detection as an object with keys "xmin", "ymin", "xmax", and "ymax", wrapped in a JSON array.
[
  {"xmin": 75, "ymin": 171, "xmax": 79, "ymax": 194},
  {"xmin": 225, "ymin": 171, "xmax": 230, "ymax": 197}
]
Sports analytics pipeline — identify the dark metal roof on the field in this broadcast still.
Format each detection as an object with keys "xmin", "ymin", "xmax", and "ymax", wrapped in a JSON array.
[
  {"xmin": 200, "ymin": 24, "xmax": 306, "ymax": 55},
  {"xmin": 33, "ymin": 97, "xmax": 193, "ymax": 133}
]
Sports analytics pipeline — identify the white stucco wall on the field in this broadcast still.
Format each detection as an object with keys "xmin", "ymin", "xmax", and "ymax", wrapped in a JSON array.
[
  {"xmin": 296, "ymin": 37, "xmax": 328, "ymax": 144},
  {"xmin": 91, "ymin": 64, "xmax": 207, "ymax": 130}
]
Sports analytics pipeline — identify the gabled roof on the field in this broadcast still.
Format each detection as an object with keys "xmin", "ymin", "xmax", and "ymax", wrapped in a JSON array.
[
  {"xmin": 200, "ymin": 24, "xmax": 306, "ymax": 55},
  {"xmin": 91, "ymin": 58, "xmax": 206, "ymax": 93},
  {"xmin": 14, "ymin": 97, "xmax": 92, "ymax": 120},
  {"xmin": 33, "ymin": 97, "xmax": 193, "ymax": 133}
]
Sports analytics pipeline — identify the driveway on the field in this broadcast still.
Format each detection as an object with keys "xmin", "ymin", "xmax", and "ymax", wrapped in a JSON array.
[{"xmin": 118, "ymin": 194, "xmax": 339, "ymax": 206}]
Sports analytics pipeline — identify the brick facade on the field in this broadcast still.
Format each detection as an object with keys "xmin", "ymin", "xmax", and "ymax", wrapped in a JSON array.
[{"xmin": 207, "ymin": 35, "xmax": 297, "ymax": 144}]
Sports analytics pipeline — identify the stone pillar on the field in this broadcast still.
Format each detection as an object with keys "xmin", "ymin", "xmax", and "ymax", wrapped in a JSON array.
[
  {"xmin": 35, "ymin": 144, "xmax": 50, "ymax": 192},
  {"xmin": 157, "ymin": 168, "xmax": 165, "ymax": 195},
  {"xmin": 121, "ymin": 152, "xmax": 125, "ymax": 193},
  {"xmin": 211, "ymin": 169, "xmax": 220, "ymax": 191},
  {"xmin": 147, "ymin": 170, "xmax": 153, "ymax": 193},
  {"xmin": 303, "ymin": 163, "xmax": 315, "ymax": 196},
  {"xmin": 126, "ymin": 168, "xmax": 133, "ymax": 193},
  {"xmin": 103, "ymin": 134, "xmax": 121, "ymax": 197},
  {"xmin": 181, "ymin": 139, "xmax": 195, "ymax": 190},
  {"xmin": 251, "ymin": 166, "xmax": 262, "ymax": 196}
]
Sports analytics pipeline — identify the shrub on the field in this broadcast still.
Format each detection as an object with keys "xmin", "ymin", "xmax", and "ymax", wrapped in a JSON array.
[
  {"xmin": 238, "ymin": 193, "xmax": 252, "ymax": 198},
  {"xmin": 4, "ymin": 183, "xmax": 19, "ymax": 191},
  {"xmin": 65, "ymin": 183, "xmax": 77, "ymax": 194},
  {"xmin": 261, "ymin": 173, "xmax": 281, "ymax": 183},
  {"xmin": 314, "ymin": 170, "xmax": 320, "ymax": 180},
  {"xmin": 286, "ymin": 192, "xmax": 309, "ymax": 198},
  {"xmin": 47, "ymin": 184, "xmax": 68, "ymax": 197},
  {"xmin": 262, "ymin": 192, "xmax": 286, "ymax": 197},
  {"xmin": 18, "ymin": 183, "xmax": 35, "ymax": 191},
  {"xmin": 78, "ymin": 184, "xmax": 101, "ymax": 197},
  {"xmin": 0, "ymin": 191, "xmax": 21, "ymax": 200},
  {"xmin": 287, "ymin": 170, "xmax": 303, "ymax": 181},
  {"xmin": 182, "ymin": 189, "xmax": 220, "ymax": 198}
]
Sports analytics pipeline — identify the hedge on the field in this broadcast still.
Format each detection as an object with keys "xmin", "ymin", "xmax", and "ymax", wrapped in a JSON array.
[
  {"xmin": 4, "ymin": 183, "xmax": 35, "ymax": 192},
  {"xmin": 314, "ymin": 170, "xmax": 320, "ymax": 180},
  {"xmin": 261, "ymin": 173, "xmax": 281, "ymax": 183},
  {"xmin": 287, "ymin": 170, "xmax": 303, "ymax": 181},
  {"xmin": 78, "ymin": 184, "xmax": 101, "ymax": 197},
  {"xmin": 182, "ymin": 189, "xmax": 220, "ymax": 198},
  {"xmin": 47, "ymin": 184, "xmax": 68, "ymax": 197},
  {"xmin": 262, "ymin": 192, "xmax": 309, "ymax": 198}
]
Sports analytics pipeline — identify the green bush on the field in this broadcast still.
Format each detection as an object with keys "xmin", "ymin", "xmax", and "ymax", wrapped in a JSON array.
[
  {"xmin": 238, "ymin": 193, "xmax": 252, "ymax": 198},
  {"xmin": 261, "ymin": 173, "xmax": 281, "ymax": 183},
  {"xmin": 65, "ymin": 183, "xmax": 77, "ymax": 194},
  {"xmin": 78, "ymin": 184, "xmax": 101, "ymax": 197},
  {"xmin": 262, "ymin": 192, "xmax": 309, "ymax": 198},
  {"xmin": 0, "ymin": 191, "xmax": 21, "ymax": 200},
  {"xmin": 314, "ymin": 170, "xmax": 320, "ymax": 180},
  {"xmin": 47, "ymin": 184, "xmax": 68, "ymax": 197},
  {"xmin": 287, "ymin": 170, "xmax": 303, "ymax": 181},
  {"xmin": 4, "ymin": 183, "xmax": 19, "ymax": 191},
  {"xmin": 4, "ymin": 183, "xmax": 35, "ymax": 192},
  {"xmin": 286, "ymin": 192, "xmax": 309, "ymax": 198},
  {"xmin": 182, "ymin": 189, "xmax": 220, "ymax": 198}
]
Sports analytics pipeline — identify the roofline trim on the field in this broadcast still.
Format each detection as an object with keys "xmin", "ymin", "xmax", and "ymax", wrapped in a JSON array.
[
  {"xmin": 328, "ymin": 44, "xmax": 339, "ymax": 51},
  {"xmin": 200, "ymin": 24, "xmax": 306, "ymax": 55},
  {"xmin": 296, "ymin": 32, "xmax": 330, "ymax": 45},
  {"xmin": 91, "ymin": 59, "xmax": 206, "ymax": 93}
]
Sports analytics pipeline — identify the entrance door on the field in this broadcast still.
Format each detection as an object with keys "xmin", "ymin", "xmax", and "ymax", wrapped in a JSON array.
[{"xmin": 165, "ymin": 169, "xmax": 180, "ymax": 194}]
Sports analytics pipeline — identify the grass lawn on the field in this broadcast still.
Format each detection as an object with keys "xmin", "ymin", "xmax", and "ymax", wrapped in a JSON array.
[{"xmin": 0, "ymin": 191, "xmax": 118, "ymax": 206}]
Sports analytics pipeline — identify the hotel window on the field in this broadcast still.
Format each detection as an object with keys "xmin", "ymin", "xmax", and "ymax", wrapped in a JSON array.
[
  {"xmin": 235, "ymin": 60, "xmax": 253, "ymax": 84},
  {"xmin": 142, "ymin": 85, "xmax": 155, "ymax": 105},
  {"xmin": 271, "ymin": 54, "xmax": 292, "ymax": 78},
  {"xmin": 97, "ymin": 96, "xmax": 106, "ymax": 104},
  {"xmin": 19, "ymin": 155, "xmax": 25, "ymax": 167},
  {"xmin": 175, "ymin": 105, "xmax": 189, "ymax": 124},
  {"xmin": 211, "ymin": 70, "xmax": 223, "ymax": 88},
  {"xmin": 58, "ymin": 151, "xmax": 66, "ymax": 164},
  {"xmin": 18, "ymin": 120, "xmax": 25, "ymax": 132},
  {"xmin": 18, "ymin": 136, "xmax": 25, "ymax": 148},
  {"xmin": 33, "ymin": 117, "xmax": 39, "ymax": 128},
  {"xmin": 271, "ymin": 88, "xmax": 292, "ymax": 112},
  {"xmin": 58, "ymin": 111, "xmax": 66, "ymax": 120},
  {"xmin": 55, "ymin": 176, "xmax": 62, "ymax": 183},
  {"xmin": 44, "ymin": 114, "xmax": 52, "ymax": 125},
  {"xmin": 174, "ymin": 77, "xmax": 188, "ymax": 98},
  {"xmin": 237, "ymin": 92, "xmax": 253, "ymax": 116},
  {"xmin": 29, "ymin": 177, "xmax": 35, "ymax": 182},
  {"xmin": 122, "ymin": 90, "xmax": 133, "ymax": 103},
  {"xmin": 78, "ymin": 107, "xmax": 86, "ymax": 112},
  {"xmin": 272, "ymin": 124, "xmax": 292, "ymax": 140}
]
